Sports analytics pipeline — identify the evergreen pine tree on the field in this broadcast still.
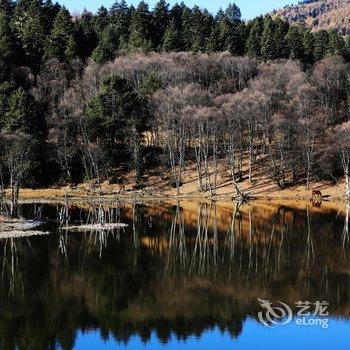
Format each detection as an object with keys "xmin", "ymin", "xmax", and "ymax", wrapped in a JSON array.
[
  {"xmin": 345, "ymin": 36, "xmax": 350, "ymax": 60},
  {"xmin": 274, "ymin": 18, "xmax": 289, "ymax": 58},
  {"xmin": 0, "ymin": 0, "xmax": 14, "ymax": 17},
  {"xmin": 128, "ymin": 1, "xmax": 153, "ymax": 51},
  {"xmin": 86, "ymin": 75, "xmax": 146, "ymax": 181},
  {"xmin": 152, "ymin": 0, "xmax": 169, "ymax": 50},
  {"xmin": 94, "ymin": 6, "xmax": 109, "ymax": 38},
  {"xmin": 227, "ymin": 21, "xmax": 245, "ymax": 56},
  {"xmin": 224, "ymin": 3, "xmax": 241, "ymax": 24},
  {"xmin": 42, "ymin": 0, "xmax": 61, "ymax": 35},
  {"xmin": 162, "ymin": 18, "xmax": 180, "ymax": 52},
  {"xmin": 5, "ymin": 87, "xmax": 37, "ymax": 134},
  {"xmin": 11, "ymin": 0, "xmax": 46, "ymax": 70},
  {"xmin": 190, "ymin": 6, "xmax": 204, "ymax": 52},
  {"xmin": 169, "ymin": 2, "xmax": 185, "ymax": 26},
  {"xmin": 246, "ymin": 18, "xmax": 263, "ymax": 57},
  {"xmin": 91, "ymin": 24, "xmax": 120, "ymax": 63},
  {"xmin": 139, "ymin": 73, "xmax": 162, "ymax": 96},
  {"xmin": 215, "ymin": 7, "xmax": 226, "ymax": 22},
  {"xmin": 261, "ymin": 15, "xmax": 276, "ymax": 60},
  {"xmin": 180, "ymin": 7, "xmax": 193, "ymax": 51},
  {"xmin": 45, "ymin": 7, "xmax": 76, "ymax": 61},
  {"xmin": 110, "ymin": 0, "xmax": 128, "ymax": 16},
  {"xmin": 76, "ymin": 10, "xmax": 97, "ymax": 59},
  {"xmin": 217, "ymin": 19, "xmax": 232, "ymax": 51},
  {"xmin": 65, "ymin": 35, "xmax": 77, "ymax": 62},
  {"xmin": 0, "ymin": 10, "xmax": 15, "ymax": 64},
  {"xmin": 303, "ymin": 29, "xmax": 314, "ymax": 64},
  {"xmin": 313, "ymin": 30, "xmax": 329, "ymax": 61},
  {"xmin": 327, "ymin": 30, "xmax": 345, "ymax": 57},
  {"xmin": 286, "ymin": 25, "xmax": 304, "ymax": 60},
  {"xmin": 206, "ymin": 24, "xmax": 221, "ymax": 52},
  {"xmin": 190, "ymin": 7, "xmax": 213, "ymax": 52},
  {"xmin": 109, "ymin": 0, "xmax": 131, "ymax": 45},
  {"xmin": 0, "ymin": 81, "xmax": 14, "ymax": 128}
]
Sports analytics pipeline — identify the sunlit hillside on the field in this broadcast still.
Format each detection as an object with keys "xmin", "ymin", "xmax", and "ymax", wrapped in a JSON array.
[{"xmin": 274, "ymin": 0, "xmax": 350, "ymax": 34}]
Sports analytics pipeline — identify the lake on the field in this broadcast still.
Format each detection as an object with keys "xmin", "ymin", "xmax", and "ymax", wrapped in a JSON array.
[{"xmin": 0, "ymin": 200, "xmax": 349, "ymax": 349}]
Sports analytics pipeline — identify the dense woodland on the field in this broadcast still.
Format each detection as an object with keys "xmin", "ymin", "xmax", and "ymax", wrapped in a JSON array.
[{"xmin": 0, "ymin": 0, "xmax": 350, "ymax": 210}]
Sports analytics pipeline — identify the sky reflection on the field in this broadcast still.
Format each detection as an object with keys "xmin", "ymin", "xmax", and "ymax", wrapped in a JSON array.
[{"xmin": 73, "ymin": 318, "xmax": 350, "ymax": 350}]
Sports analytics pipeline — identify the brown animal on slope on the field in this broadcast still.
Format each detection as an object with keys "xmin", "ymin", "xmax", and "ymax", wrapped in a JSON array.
[{"xmin": 312, "ymin": 190, "xmax": 323, "ymax": 198}]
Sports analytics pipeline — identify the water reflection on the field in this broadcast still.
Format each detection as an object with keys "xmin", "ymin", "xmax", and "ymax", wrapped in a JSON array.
[
  {"xmin": 1, "ymin": 239, "xmax": 24, "ymax": 298},
  {"xmin": 0, "ymin": 200, "xmax": 349, "ymax": 349},
  {"xmin": 342, "ymin": 202, "xmax": 350, "ymax": 256}
]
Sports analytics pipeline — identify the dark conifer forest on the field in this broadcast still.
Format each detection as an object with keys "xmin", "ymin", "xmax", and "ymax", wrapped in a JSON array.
[{"xmin": 0, "ymin": 0, "xmax": 350, "ymax": 200}]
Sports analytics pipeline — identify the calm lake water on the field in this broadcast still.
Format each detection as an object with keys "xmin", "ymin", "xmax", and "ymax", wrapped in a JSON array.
[{"xmin": 0, "ymin": 200, "xmax": 349, "ymax": 350}]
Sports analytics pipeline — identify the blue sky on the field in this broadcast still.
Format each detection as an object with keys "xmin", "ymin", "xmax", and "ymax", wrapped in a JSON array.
[{"xmin": 62, "ymin": 0, "xmax": 295, "ymax": 19}]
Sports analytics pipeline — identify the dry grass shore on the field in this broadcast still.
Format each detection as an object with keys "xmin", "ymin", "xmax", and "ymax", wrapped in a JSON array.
[{"xmin": 16, "ymin": 164, "xmax": 348, "ymax": 202}]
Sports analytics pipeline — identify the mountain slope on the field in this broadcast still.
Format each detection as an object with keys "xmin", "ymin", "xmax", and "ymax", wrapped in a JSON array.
[{"xmin": 273, "ymin": 0, "xmax": 350, "ymax": 35}]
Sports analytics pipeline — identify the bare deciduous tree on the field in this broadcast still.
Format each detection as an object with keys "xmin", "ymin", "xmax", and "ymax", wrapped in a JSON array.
[
  {"xmin": 335, "ymin": 122, "xmax": 350, "ymax": 199},
  {"xmin": 0, "ymin": 133, "xmax": 33, "ymax": 217}
]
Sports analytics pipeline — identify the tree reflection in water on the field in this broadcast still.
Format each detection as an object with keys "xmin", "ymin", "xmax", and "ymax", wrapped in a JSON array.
[
  {"xmin": 1, "ymin": 238, "xmax": 24, "ymax": 298},
  {"xmin": 342, "ymin": 202, "xmax": 350, "ymax": 257},
  {"xmin": 0, "ymin": 200, "xmax": 349, "ymax": 349}
]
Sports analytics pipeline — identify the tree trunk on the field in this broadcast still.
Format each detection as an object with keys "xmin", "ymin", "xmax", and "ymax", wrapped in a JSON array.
[
  {"xmin": 249, "ymin": 140, "xmax": 253, "ymax": 183},
  {"xmin": 10, "ymin": 180, "xmax": 19, "ymax": 218}
]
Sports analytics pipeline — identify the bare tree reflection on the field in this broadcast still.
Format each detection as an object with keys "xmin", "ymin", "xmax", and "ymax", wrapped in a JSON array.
[
  {"xmin": 58, "ymin": 200, "xmax": 124, "ymax": 259},
  {"xmin": 190, "ymin": 203, "xmax": 213, "ymax": 275},
  {"xmin": 165, "ymin": 204, "xmax": 187, "ymax": 274},
  {"xmin": 157, "ymin": 199, "xmax": 350, "ymax": 296},
  {"xmin": 303, "ymin": 206, "xmax": 315, "ymax": 275},
  {"xmin": 225, "ymin": 202, "xmax": 239, "ymax": 268},
  {"xmin": 58, "ymin": 231, "xmax": 68, "ymax": 261},
  {"xmin": 1, "ymin": 238, "xmax": 24, "ymax": 298},
  {"xmin": 341, "ymin": 202, "xmax": 350, "ymax": 258}
]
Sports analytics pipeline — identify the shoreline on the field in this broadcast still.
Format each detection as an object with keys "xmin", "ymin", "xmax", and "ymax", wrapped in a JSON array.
[
  {"xmin": 15, "ymin": 167, "xmax": 350, "ymax": 203},
  {"xmin": 12, "ymin": 190, "xmax": 349, "ymax": 223},
  {"xmin": 15, "ymin": 188, "xmax": 349, "ymax": 204}
]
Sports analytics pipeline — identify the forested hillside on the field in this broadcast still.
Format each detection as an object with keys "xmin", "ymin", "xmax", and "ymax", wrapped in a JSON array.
[
  {"xmin": 274, "ymin": 0, "xmax": 350, "ymax": 35},
  {"xmin": 0, "ymin": 0, "xmax": 350, "ymax": 203}
]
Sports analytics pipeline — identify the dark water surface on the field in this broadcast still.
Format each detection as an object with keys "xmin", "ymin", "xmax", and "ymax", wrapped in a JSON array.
[{"xmin": 0, "ymin": 200, "xmax": 349, "ymax": 349}]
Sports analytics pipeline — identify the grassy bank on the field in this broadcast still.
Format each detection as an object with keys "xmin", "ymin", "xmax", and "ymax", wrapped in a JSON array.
[{"xmin": 16, "ymin": 167, "xmax": 348, "ymax": 202}]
